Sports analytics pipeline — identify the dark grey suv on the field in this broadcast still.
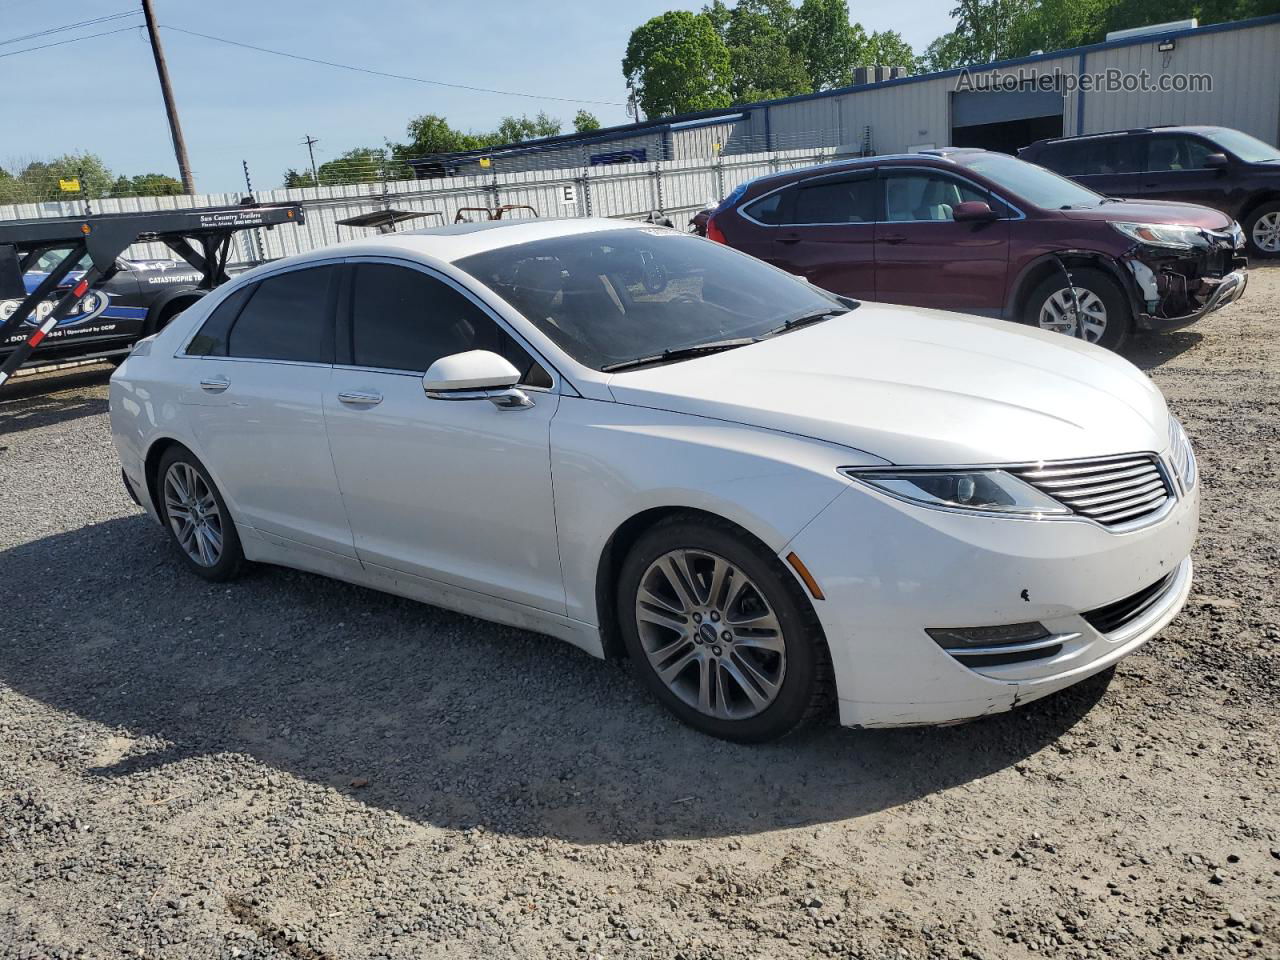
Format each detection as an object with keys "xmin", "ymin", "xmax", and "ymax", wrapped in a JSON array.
[{"xmin": 1020, "ymin": 126, "xmax": 1280, "ymax": 258}]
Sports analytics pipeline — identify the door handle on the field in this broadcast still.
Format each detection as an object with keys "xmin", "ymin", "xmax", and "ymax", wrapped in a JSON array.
[
  {"xmin": 337, "ymin": 391, "xmax": 383, "ymax": 406},
  {"xmin": 777, "ymin": 233, "xmax": 801, "ymax": 245},
  {"xmin": 199, "ymin": 377, "xmax": 230, "ymax": 392},
  {"xmin": 879, "ymin": 234, "xmax": 908, "ymax": 245}
]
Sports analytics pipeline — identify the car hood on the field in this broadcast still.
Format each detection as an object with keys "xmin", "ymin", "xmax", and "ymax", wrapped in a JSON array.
[
  {"xmin": 604, "ymin": 303, "xmax": 1168, "ymax": 465},
  {"xmin": 1061, "ymin": 199, "xmax": 1233, "ymax": 230}
]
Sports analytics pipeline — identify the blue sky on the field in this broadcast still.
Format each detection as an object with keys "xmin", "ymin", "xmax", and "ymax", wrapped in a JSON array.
[{"xmin": 0, "ymin": 0, "xmax": 956, "ymax": 193}]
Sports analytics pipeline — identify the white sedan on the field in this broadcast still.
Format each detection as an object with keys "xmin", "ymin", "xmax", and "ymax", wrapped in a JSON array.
[{"xmin": 110, "ymin": 218, "xmax": 1198, "ymax": 742}]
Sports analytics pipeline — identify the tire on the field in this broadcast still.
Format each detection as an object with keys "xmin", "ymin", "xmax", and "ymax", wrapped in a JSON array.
[
  {"xmin": 156, "ymin": 445, "xmax": 244, "ymax": 582},
  {"xmin": 1023, "ymin": 266, "xmax": 1132, "ymax": 352},
  {"xmin": 616, "ymin": 515, "xmax": 832, "ymax": 743},
  {"xmin": 1243, "ymin": 201, "xmax": 1280, "ymax": 259}
]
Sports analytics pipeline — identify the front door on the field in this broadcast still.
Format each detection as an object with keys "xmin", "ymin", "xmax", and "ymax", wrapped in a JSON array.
[
  {"xmin": 323, "ymin": 260, "xmax": 566, "ymax": 615},
  {"xmin": 1134, "ymin": 134, "xmax": 1231, "ymax": 210},
  {"xmin": 873, "ymin": 169, "xmax": 1011, "ymax": 315},
  {"xmin": 771, "ymin": 171, "xmax": 877, "ymax": 299},
  {"xmin": 178, "ymin": 262, "xmax": 356, "ymax": 561}
]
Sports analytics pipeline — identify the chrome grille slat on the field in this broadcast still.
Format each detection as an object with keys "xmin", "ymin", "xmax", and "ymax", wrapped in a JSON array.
[
  {"xmin": 1032, "ymin": 464, "xmax": 1159, "ymax": 490},
  {"xmin": 1010, "ymin": 454, "xmax": 1174, "ymax": 528}
]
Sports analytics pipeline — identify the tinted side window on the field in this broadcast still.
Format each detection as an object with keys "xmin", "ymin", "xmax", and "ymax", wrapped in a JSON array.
[
  {"xmin": 1145, "ymin": 136, "xmax": 1217, "ymax": 172},
  {"xmin": 227, "ymin": 266, "xmax": 337, "ymax": 363},
  {"xmin": 350, "ymin": 264, "xmax": 549, "ymax": 386},
  {"xmin": 743, "ymin": 191, "xmax": 785, "ymax": 224},
  {"xmin": 186, "ymin": 284, "xmax": 255, "ymax": 356},
  {"xmin": 792, "ymin": 177, "xmax": 877, "ymax": 224},
  {"xmin": 883, "ymin": 172, "xmax": 987, "ymax": 221}
]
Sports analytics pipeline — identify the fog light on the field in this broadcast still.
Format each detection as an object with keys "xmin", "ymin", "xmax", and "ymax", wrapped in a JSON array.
[{"xmin": 926, "ymin": 622, "xmax": 1049, "ymax": 650}]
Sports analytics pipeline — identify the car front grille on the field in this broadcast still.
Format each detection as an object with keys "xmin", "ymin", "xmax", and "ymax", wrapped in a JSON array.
[
  {"xmin": 1082, "ymin": 570, "xmax": 1178, "ymax": 635},
  {"xmin": 1009, "ymin": 455, "xmax": 1173, "ymax": 527}
]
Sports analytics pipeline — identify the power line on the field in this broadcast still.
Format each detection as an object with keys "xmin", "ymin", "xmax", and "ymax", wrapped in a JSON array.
[
  {"xmin": 0, "ymin": 24, "xmax": 141, "ymax": 60},
  {"xmin": 160, "ymin": 24, "xmax": 627, "ymax": 107},
  {"xmin": 0, "ymin": 10, "xmax": 138, "ymax": 47}
]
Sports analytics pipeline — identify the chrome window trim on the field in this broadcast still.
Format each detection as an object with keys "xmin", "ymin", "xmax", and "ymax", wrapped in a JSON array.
[
  {"xmin": 736, "ymin": 163, "xmax": 1026, "ymax": 228},
  {"xmin": 842, "ymin": 452, "xmax": 1178, "ymax": 532},
  {"xmin": 339, "ymin": 254, "xmax": 564, "ymax": 394}
]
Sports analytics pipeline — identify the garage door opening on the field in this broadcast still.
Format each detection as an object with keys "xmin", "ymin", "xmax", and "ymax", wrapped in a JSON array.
[{"xmin": 950, "ymin": 89, "xmax": 1065, "ymax": 155}]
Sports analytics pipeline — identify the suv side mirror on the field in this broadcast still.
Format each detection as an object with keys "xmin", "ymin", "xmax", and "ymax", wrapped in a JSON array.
[
  {"xmin": 953, "ymin": 200, "xmax": 998, "ymax": 223},
  {"xmin": 1204, "ymin": 152, "xmax": 1230, "ymax": 169},
  {"xmin": 422, "ymin": 350, "xmax": 533, "ymax": 410}
]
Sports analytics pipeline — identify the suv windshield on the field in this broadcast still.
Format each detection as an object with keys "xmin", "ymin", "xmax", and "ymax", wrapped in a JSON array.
[
  {"xmin": 957, "ymin": 151, "xmax": 1103, "ymax": 209},
  {"xmin": 456, "ymin": 228, "xmax": 848, "ymax": 371},
  {"xmin": 1207, "ymin": 128, "xmax": 1280, "ymax": 163}
]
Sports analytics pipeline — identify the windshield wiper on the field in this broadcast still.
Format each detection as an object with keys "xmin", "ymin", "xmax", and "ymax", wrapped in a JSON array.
[
  {"xmin": 760, "ymin": 308, "xmax": 845, "ymax": 339},
  {"xmin": 601, "ymin": 337, "xmax": 757, "ymax": 373}
]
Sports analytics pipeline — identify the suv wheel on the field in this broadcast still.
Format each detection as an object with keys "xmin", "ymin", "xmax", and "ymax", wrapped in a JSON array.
[
  {"xmin": 1243, "ymin": 202, "xmax": 1280, "ymax": 258},
  {"xmin": 157, "ymin": 445, "xmax": 244, "ymax": 581},
  {"xmin": 1024, "ymin": 266, "xmax": 1131, "ymax": 351},
  {"xmin": 617, "ymin": 515, "xmax": 832, "ymax": 743}
]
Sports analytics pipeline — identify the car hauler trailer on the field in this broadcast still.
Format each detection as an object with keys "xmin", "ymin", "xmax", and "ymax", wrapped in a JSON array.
[{"xmin": 0, "ymin": 201, "xmax": 303, "ymax": 389}]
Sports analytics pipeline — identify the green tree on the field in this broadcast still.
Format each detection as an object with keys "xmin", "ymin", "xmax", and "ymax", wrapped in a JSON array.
[
  {"xmin": 623, "ymin": 11, "xmax": 733, "ymax": 119},
  {"xmin": 316, "ymin": 147, "xmax": 388, "ymax": 185},
  {"xmin": 573, "ymin": 110, "xmax": 602, "ymax": 133},
  {"xmin": 791, "ymin": 0, "xmax": 864, "ymax": 89},
  {"xmin": 282, "ymin": 169, "xmax": 317, "ymax": 188},
  {"xmin": 722, "ymin": 0, "xmax": 810, "ymax": 101},
  {"xmin": 862, "ymin": 30, "xmax": 915, "ymax": 67},
  {"xmin": 112, "ymin": 172, "xmax": 184, "ymax": 197},
  {"xmin": 920, "ymin": 30, "xmax": 970, "ymax": 70},
  {"xmin": 13, "ymin": 153, "xmax": 116, "ymax": 202},
  {"xmin": 495, "ymin": 111, "xmax": 562, "ymax": 143}
]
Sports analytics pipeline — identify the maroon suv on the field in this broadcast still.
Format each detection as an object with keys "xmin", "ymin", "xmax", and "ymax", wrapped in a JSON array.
[{"xmin": 707, "ymin": 148, "xmax": 1247, "ymax": 350}]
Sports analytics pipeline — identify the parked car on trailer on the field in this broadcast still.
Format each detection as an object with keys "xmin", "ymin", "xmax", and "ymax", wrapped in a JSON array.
[
  {"xmin": 706, "ymin": 149, "xmax": 1247, "ymax": 351},
  {"xmin": 112, "ymin": 218, "xmax": 1198, "ymax": 742},
  {"xmin": 1, "ymin": 251, "xmax": 204, "ymax": 368},
  {"xmin": 1019, "ymin": 126, "xmax": 1280, "ymax": 259}
]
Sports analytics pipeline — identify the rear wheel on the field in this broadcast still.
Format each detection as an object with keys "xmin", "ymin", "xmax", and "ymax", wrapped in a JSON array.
[
  {"xmin": 1024, "ymin": 266, "xmax": 1132, "ymax": 352},
  {"xmin": 617, "ymin": 516, "xmax": 831, "ymax": 742},
  {"xmin": 1243, "ymin": 202, "xmax": 1280, "ymax": 259},
  {"xmin": 156, "ymin": 446, "xmax": 244, "ymax": 581}
]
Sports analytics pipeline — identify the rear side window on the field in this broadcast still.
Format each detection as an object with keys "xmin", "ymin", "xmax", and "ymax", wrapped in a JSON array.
[
  {"xmin": 742, "ymin": 191, "xmax": 786, "ymax": 224},
  {"xmin": 792, "ymin": 177, "xmax": 877, "ymax": 224},
  {"xmin": 185, "ymin": 284, "xmax": 254, "ymax": 356},
  {"xmin": 226, "ymin": 266, "xmax": 338, "ymax": 363},
  {"xmin": 349, "ymin": 264, "xmax": 550, "ymax": 386}
]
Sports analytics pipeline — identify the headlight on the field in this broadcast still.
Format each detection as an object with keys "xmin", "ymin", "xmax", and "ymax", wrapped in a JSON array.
[
  {"xmin": 1111, "ymin": 222, "xmax": 1206, "ymax": 250},
  {"xmin": 841, "ymin": 468, "xmax": 1070, "ymax": 517},
  {"xmin": 1229, "ymin": 221, "xmax": 1246, "ymax": 249},
  {"xmin": 1167, "ymin": 416, "xmax": 1196, "ymax": 491}
]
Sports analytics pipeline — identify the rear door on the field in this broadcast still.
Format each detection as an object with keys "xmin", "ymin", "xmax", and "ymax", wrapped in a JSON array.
[
  {"xmin": 771, "ymin": 171, "xmax": 877, "ymax": 299},
  {"xmin": 873, "ymin": 168, "xmax": 1011, "ymax": 315},
  {"xmin": 178, "ymin": 263, "xmax": 357, "ymax": 563}
]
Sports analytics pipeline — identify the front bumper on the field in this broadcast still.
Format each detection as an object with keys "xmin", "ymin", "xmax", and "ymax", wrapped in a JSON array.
[
  {"xmin": 1135, "ymin": 267, "xmax": 1247, "ymax": 333},
  {"xmin": 783, "ymin": 467, "xmax": 1198, "ymax": 728}
]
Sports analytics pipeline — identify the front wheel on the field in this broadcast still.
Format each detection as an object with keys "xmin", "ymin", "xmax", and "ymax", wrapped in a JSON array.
[
  {"xmin": 1024, "ymin": 266, "xmax": 1132, "ymax": 352},
  {"xmin": 617, "ymin": 516, "xmax": 831, "ymax": 742},
  {"xmin": 1243, "ymin": 201, "xmax": 1280, "ymax": 259},
  {"xmin": 156, "ymin": 445, "xmax": 244, "ymax": 582}
]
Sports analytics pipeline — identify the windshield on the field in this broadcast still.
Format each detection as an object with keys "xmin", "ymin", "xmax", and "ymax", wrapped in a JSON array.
[
  {"xmin": 1207, "ymin": 128, "xmax": 1280, "ymax": 163},
  {"xmin": 456, "ymin": 228, "xmax": 848, "ymax": 371},
  {"xmin": 957, "ymin": 151, "xmax": 1103, "ymax": 209}
]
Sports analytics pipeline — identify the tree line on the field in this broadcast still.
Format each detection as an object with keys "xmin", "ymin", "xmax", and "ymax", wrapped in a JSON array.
[{"xmin": 0, "ymin": 154, "xmax": 183, "ymax": 204}]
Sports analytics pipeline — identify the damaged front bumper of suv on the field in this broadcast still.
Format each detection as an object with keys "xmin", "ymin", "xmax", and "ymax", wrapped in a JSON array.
[{"xmin": 1124, "ymin": 225, "xmax": 1249, "ymax": 332}]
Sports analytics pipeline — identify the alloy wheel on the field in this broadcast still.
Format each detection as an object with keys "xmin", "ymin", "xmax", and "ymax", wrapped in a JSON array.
[
  {"xmin": 1038, "ymin": 287, "xmax": 1107, "ymax": 342},
  {"xmin": 1252, "ymin": 211, "xmax": 1280, "ymax": 254},
  {"xmin": 634, "ymin": 549, "xmax": 786, "ymax": 720},
  {"xmin": 163, "ymin": 462, "xmax": 223, "ymax": 567}
]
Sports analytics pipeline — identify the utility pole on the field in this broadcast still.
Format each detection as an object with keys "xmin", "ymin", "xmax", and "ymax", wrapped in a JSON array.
[
  {"xmin": 302, "ymin": 136, "xmax": 320, "ymax": 184},
  {"xmin": 140, "ymin": 0, "xmax": 196, "ymax": 194}
]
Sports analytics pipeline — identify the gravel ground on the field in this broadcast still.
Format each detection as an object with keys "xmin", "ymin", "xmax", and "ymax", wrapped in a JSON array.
[{"xmin": 1, "ymin": 270, "xmax": 1277, "ymax": 960}]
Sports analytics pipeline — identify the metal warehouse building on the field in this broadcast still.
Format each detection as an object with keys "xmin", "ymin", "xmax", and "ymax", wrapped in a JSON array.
[{"xmin": 412, "ymin": 13, "xmax": 1280, "ymax": 177}]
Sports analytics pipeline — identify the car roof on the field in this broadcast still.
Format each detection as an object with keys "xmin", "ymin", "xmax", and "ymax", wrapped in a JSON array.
[
  {"xmin": 272, "ymin": 217, "xmax": 653, "ymax": 270},
  {"xmin": 739, "ymin": 150, "xmax": 982, "ymax": 194},
  {"xmin": 1024, "ymin": 125, "xmax": 1232, "ymax": 150}
]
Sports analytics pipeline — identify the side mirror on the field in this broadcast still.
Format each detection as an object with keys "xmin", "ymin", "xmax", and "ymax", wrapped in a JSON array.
[
  {"xmin": 952, "ymin": 200, "xmax": 998, "ymax": 223},
  {"xmin": 422, "ymin": 350, "xmax": 533, "ymax": 410},
  {"xmin": 1204, "ymin": 152, "xmax": 1230, "ymax": 169}
]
